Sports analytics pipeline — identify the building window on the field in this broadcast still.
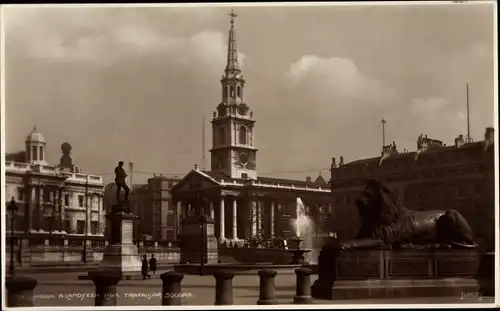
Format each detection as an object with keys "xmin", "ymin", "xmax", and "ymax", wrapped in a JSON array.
[
  {"xmin": 239, "ymin": 126, "xmax": 247, "ymax": 145},
  {"xmin": 76, "ymin": 220, "xmax": 85, "ymax": 234},
  {"xmin": 64, "ymin": 194, "xmax": 70, "ymax": 206},
  {"xmin": 78, "ymin": 195, "xmax": 84, "ymax": 207},
  {"xmin": 91, "ymin": 221, "xmax": 99, "ymax": 234},
  {"xmin": 64, "ymin": 219, "xmax": 72, "ymax": 233},
  {"xmin": 17, "ymin": 188, "xmax": 24, "ymax": 201},
  {"xmin": 32, "ymin": 146, "xmax": 37, "ymax": 161},
  {"xmin": 43, "ymin": 189, "xmax": 51, "ymax": 202},
  {"xmin": 39, "ymin": 146, "xmax": 44, "ymax": 161}
]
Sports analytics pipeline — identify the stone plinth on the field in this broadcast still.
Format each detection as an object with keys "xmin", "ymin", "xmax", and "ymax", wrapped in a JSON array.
[
  {"xmin": 82, "ymin": 204, "xmax": 141, "ymax": 279},
  {"xmin": 179, "ymin": 215, "xmax": 218, "ymax": 265},
  {"xmin": 312, "ymin": 245, "xmax": 481, "ymax": 300}
]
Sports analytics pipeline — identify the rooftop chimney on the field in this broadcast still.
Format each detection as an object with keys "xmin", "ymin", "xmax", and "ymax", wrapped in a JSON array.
[
  {"xmin": 306, "ymin": 176, "xmax": 312, "ymax": 183},
  {"xmin": 339, "ymin": 156, "xmax": 344, "ymax": 166},
  {"xmin": 194, "ymin": 164, "xmax": 199, "ymax": 170},
  {"xmin": 455, "ymin": 134, "xmax": 465, "ymax": 148},
  {"xmin": 483, "ymin": 127, "xmax": 494, "ymax": 151},
  {"xmin": 331, "ymin": 157, "xmax": 337, "ymax": 169}
]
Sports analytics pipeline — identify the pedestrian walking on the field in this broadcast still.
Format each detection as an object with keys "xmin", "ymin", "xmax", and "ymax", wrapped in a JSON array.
[
  {"xmin": 149, "ymin": 254, "xmax": 157, "ymax": 274},
  {"xmin": 142, "ymin": 255, "xmax": 151, "ymax": 280}
]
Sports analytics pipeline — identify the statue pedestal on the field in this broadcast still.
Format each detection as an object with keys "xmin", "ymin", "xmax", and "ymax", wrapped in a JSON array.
[
  {"xmin": 179, "ymin": 215, "xmax": 218, "ymax": 266},
  {"xmin": 81, "ymin": 203, "xmax": 142, "ymax": 280}
]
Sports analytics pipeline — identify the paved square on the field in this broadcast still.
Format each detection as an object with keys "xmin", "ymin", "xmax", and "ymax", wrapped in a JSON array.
[{"xmin": 29, "ymin": 271, "xmax": 493, "ymax": 306}]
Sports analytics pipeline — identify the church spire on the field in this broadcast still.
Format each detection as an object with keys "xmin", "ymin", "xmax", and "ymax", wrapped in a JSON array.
[{"xmin": 225, "ymin": 9, "xmax": 240, "ymax": 74}]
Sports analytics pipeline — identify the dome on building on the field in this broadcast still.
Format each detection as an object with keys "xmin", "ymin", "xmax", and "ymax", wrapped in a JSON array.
[{"xmin": 25, "ymin": 126, "xmax": 45, "ymax": 143}]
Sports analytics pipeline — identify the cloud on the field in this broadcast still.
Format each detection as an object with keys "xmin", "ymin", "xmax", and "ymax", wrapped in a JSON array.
[
  {"xmin": 20, "ymin": 24, "xmax": 246, "ymax": 69},
  {"xmin": 286, "ymin": 55, "xmax": 369, "ymax": 98},
  {"xmin": 282, "ymin": 55, "xmax": 398, "ymax": 119}
]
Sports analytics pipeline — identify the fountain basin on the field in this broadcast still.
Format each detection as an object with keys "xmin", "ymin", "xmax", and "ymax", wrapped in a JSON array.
[
  {"xmin": 174, "ymin": 263, "xmax": 318, "ymax": 275},
  {"xmin": 286, "ymin": 248, "xmax": 313, "ymax": 265}
]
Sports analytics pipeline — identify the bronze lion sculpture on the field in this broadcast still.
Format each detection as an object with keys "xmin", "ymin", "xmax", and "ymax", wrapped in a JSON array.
[{"xmin": 340, "ymin": 179, "xmax": 477, "ymax": 250}]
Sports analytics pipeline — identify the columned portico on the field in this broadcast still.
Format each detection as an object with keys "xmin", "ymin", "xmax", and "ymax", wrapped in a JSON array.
[
  {"xmin": 270, "ymin": 201, "xmax": 275, "ymax": 238},
  {"xmin": 219, "ymin": 195, "xmax": 226, "ymax": 241},
  {"xmin": 257, "ymin": 199, "xmax": 262, "ymax": 237},
  {"xmin": 251, "ymin": 200, "xmax": 257, "ymax": 237},
  {"xmin": 232, "ymin": 197, "xmax": 238, "ymax": 240},
  {"xmin": 210, "ymin": 201, "xmax": 215, "ymax": 219}
]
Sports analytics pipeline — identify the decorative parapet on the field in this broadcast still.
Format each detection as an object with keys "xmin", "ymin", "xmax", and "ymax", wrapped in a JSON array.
[
  {"xmin": 5, "ymin": 161, "xmax": 103, "ymax": 185},
  {"xmin": 219, "ymin": 178, "xmax": 330, "ymax": 193}
]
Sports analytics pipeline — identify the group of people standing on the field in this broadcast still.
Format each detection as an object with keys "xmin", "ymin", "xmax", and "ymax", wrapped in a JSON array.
[{"xmin": 141, "ymin": 254, "xmax": 157, "ymax": 280}]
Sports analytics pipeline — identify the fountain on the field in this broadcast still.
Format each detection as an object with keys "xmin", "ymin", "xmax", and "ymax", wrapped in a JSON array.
[{"xmin": 287, "ymin": 198, "xmax": 313, "ymax": 264}]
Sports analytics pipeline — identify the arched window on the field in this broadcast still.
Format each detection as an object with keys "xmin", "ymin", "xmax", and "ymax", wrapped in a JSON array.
[
  {"xmin": 32, "ymin": 146, "xmax": 37, "ymax": 161},
  {"xmin": 239, "ymin": 126, "xmax": 247, "ymax": 145},
  {"xmin": 39, "ymin": 146, "xmax": 44, "ymax": 161},
  {"xmin": 218, "ymin": 127, "xmax": 226, "ymax": 145},
  {"xmin": 237, "ymin": 85, "xmax": 241, "ymax": 97}
]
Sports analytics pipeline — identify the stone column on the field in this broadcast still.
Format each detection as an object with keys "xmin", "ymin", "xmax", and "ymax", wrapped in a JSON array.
[
  {"xmin": 251, "ymin": 200, "xmax": 257, "ymax": 237},
  {"xmin": 37, "ymin": 186, "xmax": 43, "ymax": 231},
  {"xmin": 294, "ymin": 268, "xmax": 312, "ymax": 304},
  {"xmin": 97, "ymin": 195, "xmax": 102, "ymax": 234},
  {"xmin": 232, "ymin": 198, "xmax": 238, "ymax": 240},
  {"xmin": 6, "ymin": 276, "xmax": 38, "ymax": 307},
  {"xmin": 257, "ymin": 200, "xmax": 262, "ymax": 237},
  {"xmin": 214, "ymin": 271, "xmax": 234, "ymax": 305},
  {"xmin": 161, "ymin": 271, "xmax": 184, "ymax": 305},
  {"xmin": 58, "ymin": 188, "xmax": 64, "ymax": 232},
  {"xmin": 210, "ymin": 201, "xmax": 215, "ymax": 219},
  {"xmin": 89, "ymin": 270, "xmax": 121, "ymax": 306},
  {"xmin": 219, "ymin": 196, "xmax": 225, "ymax": 240},
  {"xmin": 27, "ymin": 186, "xmax": 35, "ymax": 233},
  {"xmin": 257, "ymin": 269, "xmax": 278, "ymax": 305},
  {"xmin": 87, "ymin": 194, "xmax": 92, "ymax": 235},
  {"xmin": 270, "ymin": 201, "xmax": 275, "ymax": 238}
]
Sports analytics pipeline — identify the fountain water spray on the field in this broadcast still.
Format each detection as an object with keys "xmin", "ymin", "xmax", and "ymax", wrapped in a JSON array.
[{"xmin": 290, "ymin": 197, "xmax": 316, "ymax": 263}]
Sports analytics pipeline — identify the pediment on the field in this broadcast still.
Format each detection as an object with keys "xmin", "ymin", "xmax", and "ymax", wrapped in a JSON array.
[{"xmin": 170, "ymin": 170, "xmax": 220, "ymax": 197}]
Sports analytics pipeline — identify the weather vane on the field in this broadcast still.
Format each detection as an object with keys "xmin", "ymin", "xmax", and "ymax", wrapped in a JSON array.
[{"xmin": 229, "ymin": 9, "xmax": 237, "ymax": 25}]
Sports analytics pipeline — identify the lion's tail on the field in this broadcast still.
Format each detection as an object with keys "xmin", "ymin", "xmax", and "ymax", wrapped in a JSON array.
[{"xmin": 437, "ymin": 209, "xmax": 477, "ymax": 247}]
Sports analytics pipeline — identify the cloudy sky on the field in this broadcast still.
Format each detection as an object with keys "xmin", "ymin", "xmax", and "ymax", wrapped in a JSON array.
[{"xmin": 3, "ymin": 2, "xmax": 496, "ymax": 184}]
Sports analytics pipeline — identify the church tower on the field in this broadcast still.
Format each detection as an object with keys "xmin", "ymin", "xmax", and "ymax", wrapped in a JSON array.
[{"xmin": 210, "ymin": 10, "xmax": 257, "ymax": 180}]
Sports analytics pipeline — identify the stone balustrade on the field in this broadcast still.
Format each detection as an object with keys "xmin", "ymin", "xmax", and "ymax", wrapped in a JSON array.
[
  {"xmin": 5, "ymin": 161, "xmax": 103, "ymax": 184},
  {"xmin": 5, "ymin": 234, "xmax": 181, "ymax": 269}
]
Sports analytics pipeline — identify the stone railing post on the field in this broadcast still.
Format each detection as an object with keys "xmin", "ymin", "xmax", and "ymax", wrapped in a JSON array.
[
  {"xmin": 160, "ymin": 271, "xmax": 184, "ymax": 305},
  {"xmin": 294, "ymin": 268, "xmax": 312, "ymax": 304},
  {"xmin": 214, "ymin": 270, "xmax": 234, "ymax": 305},
  {"xmin": 257, "ymin": 269, "xmax": 278, "ymax": 305},
  {"xmin": 6, "ymin": 276, "xmax": 38, "ymax": 307},
  {"xmin": 89, "ymin": 270, "xmax": 121, "ymax": 306}
]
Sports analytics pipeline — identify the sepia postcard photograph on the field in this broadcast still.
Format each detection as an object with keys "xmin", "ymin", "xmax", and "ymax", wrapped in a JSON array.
[{"xmin": 1, "ymin": 1, "xmax": 498, "ymax": 309}]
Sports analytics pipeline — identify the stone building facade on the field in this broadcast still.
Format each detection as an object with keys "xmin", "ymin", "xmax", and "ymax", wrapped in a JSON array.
[
  {"xmin": 170, "ymin": 12, "xmax": 332, "ymax": 245},
  {"xmin": 329, "ymin": 128, "xmax": 495, "ymax": 249},
  {"xmin": 5, "ymin": 127, "xmax": 105, "ymax": 236},
  {"xmin": 102, "ymin": 175, "xmax": 181, "ymax": 242}
]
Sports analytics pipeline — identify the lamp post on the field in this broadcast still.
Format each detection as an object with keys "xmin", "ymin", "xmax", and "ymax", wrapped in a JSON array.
[
  {"xmin": 194, "ymin": 181, "xmax": 206, "ymax": 276},
  {"xmin": 8, "ymin": 197, "xmax": 19, "ymax": 277},
  {"xmin": 83, "ymin": 176, "xmax": 89, "ymax": 265}
]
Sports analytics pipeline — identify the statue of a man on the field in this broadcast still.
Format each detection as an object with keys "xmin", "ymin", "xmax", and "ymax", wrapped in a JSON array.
[{"xmin": 115, "ymin": 161, "xmax": 130, "ymax": 203}]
